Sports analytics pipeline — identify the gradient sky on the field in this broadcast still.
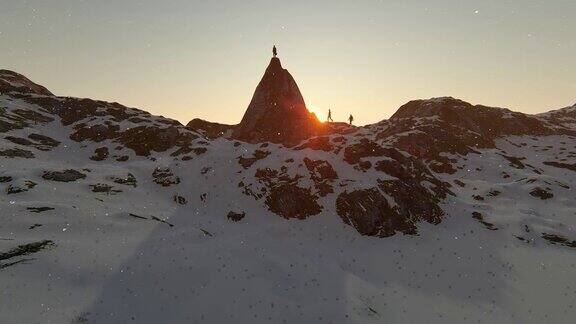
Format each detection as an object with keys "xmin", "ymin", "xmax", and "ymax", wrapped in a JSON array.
[{"xmin": 1, "ymin": 0, "xmax": 575, "ymax": 125}]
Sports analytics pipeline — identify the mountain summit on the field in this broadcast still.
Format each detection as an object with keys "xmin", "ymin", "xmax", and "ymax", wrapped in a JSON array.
[
  {"xmin": 232, "ymin": 55, "xmax": 323, "ymax": 146},
  {"xmin": 0, "ymin": 69, "xmax": 53, "ymax": 96}
]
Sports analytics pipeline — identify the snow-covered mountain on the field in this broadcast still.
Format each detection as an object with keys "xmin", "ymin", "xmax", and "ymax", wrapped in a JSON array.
[{"xmin": 1, "ymin": 66, "xmax": 576, "ymax": 323}]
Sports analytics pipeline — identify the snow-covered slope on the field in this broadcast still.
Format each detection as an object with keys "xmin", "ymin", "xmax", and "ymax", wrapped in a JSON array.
[
  {"xmin": 1, "ymin": 72, "xmax": 576, "ymax": 323},
  {"xmin": 539, "ymin": 103, "xmax": 576, "ymax": 129}
]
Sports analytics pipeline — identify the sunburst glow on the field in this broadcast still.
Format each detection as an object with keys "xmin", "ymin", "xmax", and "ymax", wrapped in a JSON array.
[{"xmin": 307, "ymin": 104, "xmax": 329, "ymax": 123}]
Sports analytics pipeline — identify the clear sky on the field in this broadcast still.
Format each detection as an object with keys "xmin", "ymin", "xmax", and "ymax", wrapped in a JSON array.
[{"xmin": 1, "ymin": 0, "xmax": 575, "ymax": 125}]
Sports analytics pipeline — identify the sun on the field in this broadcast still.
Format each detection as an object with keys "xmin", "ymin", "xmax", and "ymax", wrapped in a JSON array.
[{"xmin": 307, "ymin": 104, "xmax": 327, "ymax": 122}]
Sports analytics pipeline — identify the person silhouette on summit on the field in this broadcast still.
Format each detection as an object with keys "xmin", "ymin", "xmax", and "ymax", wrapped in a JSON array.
[
  {"xmin": 327, "ymin": 109, "xmax": 333, "ymax": 123},
  {"xmin": 348, "ymin": 114, "xmax": 354, "ymax": 126},
  {"xmin": 273, "ymin": 45, "xmax": 277, "ymax": 57}
]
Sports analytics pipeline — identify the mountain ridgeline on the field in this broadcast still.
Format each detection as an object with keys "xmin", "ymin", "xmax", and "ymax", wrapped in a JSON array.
[
  {"xmin": 1, "ymin": 61, "xmax": 575, "ymax": 238},
  {"xmin": 2, "ymin": 58, "xmax": 576, "ymax": 323}
]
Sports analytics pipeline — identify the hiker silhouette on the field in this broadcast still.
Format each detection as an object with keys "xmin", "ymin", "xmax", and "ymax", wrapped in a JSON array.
[
  {"xmin": 327, "ymin": 109, "xmax": 333, "ymax": 122},
  {"xmin": 273, "ymin": 45, "xmax": 277, "ymax": 57},
  {"xmin": 348, "ymin": 114, "xmax": 354, "ymax": 125}
]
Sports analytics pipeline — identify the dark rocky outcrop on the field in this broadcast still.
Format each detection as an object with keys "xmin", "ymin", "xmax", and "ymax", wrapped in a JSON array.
[
  {"xmin": 5, "ymin": 134, "xmax": 61, "ymax": 152},
  {"xmin": 27, "ymin": 207, "xmax": 55, "ymax": 213},
  {"xmin": 538, "ymin": 104, "xmax": 576, "ymax": 129},
  {"xmin": 27, "ymin": 134, "xmax": 60, "ymax": 150},
  {"xmin": 265, "ymin": 184, "xmax": 322, "ymax": 219},
  {"xmin": 542, "ymin": 233, "xmax": 576, "ymax": 248},
  {"xmin": 173, "ymin": 195, "xmax": 187, "ymax": 205},
  {"xmin": 0, "ymin": 240, "xmax": 55, "ymax": 263},
  {"xmin": 232, "ymin": 57, "xmax": 324, "ymax": 146},
  {"xmin": 1, "ymin": 72, "xmax": 202, "ymax": 158},
  {"xmin": 472, "ymin": 212, "xmax": 498, "ymax": 230},
  {"xmin": 90, "ymin": 147, "xmax": 109, "ymax": 161},
  {"xmin": 42, "ymin": 170, "xmax": 86, "ymax": 182},
  {"xmin": 238, "ymin": 150, "xmax": 270, "ymax": 169},
  {"xmin": 543, "ymin": 161, "xmax": 576, "ymax": 172},
  {"xmin": 186, "ymin": 119, "xmax": 234, "ymax": 139},
  {"xmin": 90, "ymin": 184, "xmax": 121, "ymax": 194},
  {"xmin": 336, "ymin": 188, "xmax": 414, "ymax": 237},
  {"xmin": 152, "ymin": 167, "xmax": 180, "ymax": 187},
  {"xmin": 343, "ymin": 139, "xmax": 390, "ymax": 165},
  {"xmin": 0, "ymin": 148, "xmax": 35, "ymax": 158},
  {"xmin": 116, "ymin": 126, "xmax": 198, "ymax": 156},
  {"xmin": 0, "ymin": 176, "xmax": 12, "ymax": 183},
  {"xmin": 112, "ymin": 173, "xmax": 137, "ymax": 187},
  {"xmin": 303, "ymin": 158, "xmax": 338, "ymax": 196},
  {"xmin": 390, "ymin": 97, "xmax": 553, "ymax": 137},
  {"xmin": 375, "ymin": 97, "xmax": 562, "ymax": 174},
  {"xmin": 227, "ymin": 211, "xmax": 246, "ymax": 222},
  {"xmin": 529, "ymin": 187, "xmax": 553, "ymax": 200},
  {"xmin": 5, "ymin": 180, "xmax": 36, "ymax": 194},
  {"xmin": 0, "ymin": 70, "xmax": 54, "ymax": 96},
  {"xmin": 294, "ymin": 136, "xmax": 334, "ymax": 152}
]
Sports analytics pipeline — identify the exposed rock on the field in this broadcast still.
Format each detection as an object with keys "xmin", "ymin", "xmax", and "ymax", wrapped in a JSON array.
[
  {"xmin": 90, "ymin": 184, "xmax": 121, "ymax": 194},
  {"xmin": 90, "ymin": 147, "xmax": 109, "ymax": 161},
  {"xmin": 500, "ymin": 154, "xmax": 526, "ymax": 169},
  {"xmin": 232, "ymin": 57, "xmax": 324, "ymax": 146},
  {"xmin": 378, "ymin": 179, "xmax": 445, "ymax": 226},
  {"xmin": 0, "ymin": 240, "xmax": 55, "ymax": 263},
  {"xmin": 238, "ymin": 150, "xmax": 270, "ymax": 169},
  {"xmin": 357, "ymin": 160, "xmax": 372, "ymax": 171},
  {"xmin": 186, "ymin": 118, "xmax": 234, "ymax": 139},
  {"xmin": 27, "ymin": 207, "xmax": 55, "ymax": 213},
  {"xmin": 294, "ymin": 136, "xmax": 333, "ymax": 152},
  {"xmin": 472, "ymin": 212, "xmax": 498, "ymax": 230},
  {"xmin": 543, "ymin": 161, "xmax": 576, "ymax": 172},
  {"xmin": 112, "ymin": 173, "xmax": 137, "ymax": 187},
  {"xmin": 152, "ymin": 167, "xmax": 180, "ymax": 187},
  {"xmin": 42, "ymin": 169, "xmax": 86, "ymax": 182},
  {"xmin": 538, "ymin": 104, "xmax": 576, "ymax": 129},
  {"xmin": 173, "ymin": 195, "xmax": 187, "ymax": 205},
  {"xmin": 303, "ymin": 158, "xmax": 338, "ymax": 181},
  {"xmin": 343, "ymin": 139, "xmax": 388, "ymax": 164},
  {"xmin": 336, "ymin": 188, "xmax": 414, "ymax": 237},
  {"xmin": 529, "ymin": 187, "xmax": 553, "ymax": 200},
  {"xmin": 6, "ymin": 180, "xmax": 37, "ymax": 194},
  {"xmin": 265, "ymin": 183, "xmax": 322, "ymax": 219},
  {"xmin": 303, "ymin": 158, "xmax": 338, "ymax": 196},
  {"xmin": 0, "ymin": 70, "xmax": 54, "ymax": 96},
  {"xmin": 372, "ymin": 97, "xmax": 563, "ymax": 174},
  {"xmin": 4, "ymin": 134, "xmax": 60, "ymax": 151},
  {"xmin": 70, "ymin": 123, "xmax": 119, "ymax": 142},
  {"xmin": 227, "ymin": 211, "xmax": 246, "ymax": 222},
  {"xmin": 542, "ymin": 233, "xmax": 576, "ymax": 248},
  {"xmin": 151, "ymin": 215, "xmax": 174, "ymax": 227},
  {"xmin": 0, "ymin": 176, "xmax": 12, "ymax": 183},
  {"xmin": 0, "ymin": 148, "xmax": 34, "ymax": 158},
  {"xmin": 170, "ymin": 146, "xmax": 207, "ymax": 157},
  {"xmin": 390, "ymin": 97, "xmax": 553, "ymax": 137},
  {"xmin": 5, "ymin": 136, "xmax": 34, "ymax": 146},
  {"xmin": 117, "ymin": 126, "xmax": 197, "ymax": 156},
  {"xmin": 28, "ymin": 133, "xmax": 60, "ymax": 150}
]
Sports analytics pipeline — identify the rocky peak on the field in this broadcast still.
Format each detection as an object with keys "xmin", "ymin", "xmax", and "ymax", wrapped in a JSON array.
[
  {"xmin": 390, "ymin": 97, "xmax": 473, "ymax": 120},
  {"xmin": 232, "ymin": 57, "xmax": 323, "ymax": 146},
  {"xmin": 186, "ymin": 118, "xmax": 234, "ymax": 139},
  {"xmin": 538, "ymin": 103, "xmax": 576, "ymax": 128},
  {"xmin": 0, "ymin": 70, "xmax": 53, "ymax": 96},
  {"xmin": 390, "ymin": 96, "xmax": 552, "ymax": 137}
]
